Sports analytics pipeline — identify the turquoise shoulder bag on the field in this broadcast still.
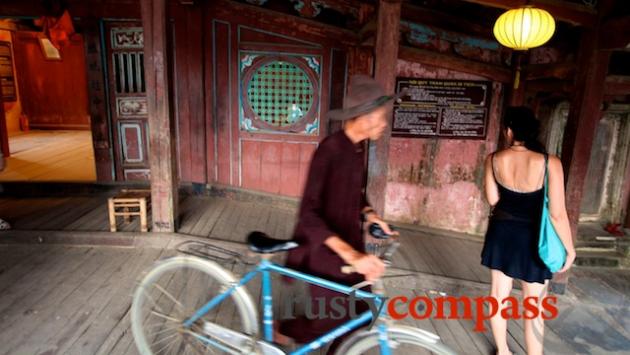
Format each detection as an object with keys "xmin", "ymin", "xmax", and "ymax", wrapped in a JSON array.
[{"xmin": 538, "ymin": 154, "xmax": 567, "ymax": 273}]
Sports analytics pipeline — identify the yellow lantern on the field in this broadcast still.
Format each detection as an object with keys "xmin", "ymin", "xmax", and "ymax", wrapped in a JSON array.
[{"xmin": 493, "ymin": 7, "xmax": 556, "ymax": 50}]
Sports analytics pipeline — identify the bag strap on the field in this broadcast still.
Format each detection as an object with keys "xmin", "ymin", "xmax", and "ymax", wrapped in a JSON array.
[{"xmin": 543, "ymin": 153, "xmax": 550, "ymax": 200}]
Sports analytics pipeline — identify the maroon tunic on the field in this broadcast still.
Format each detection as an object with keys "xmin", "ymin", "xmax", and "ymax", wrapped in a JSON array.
[
  {"xmin": 281, "ymin": 130, "xmax": 371, "ymax": 351},
  {"xmin": 285, "ymin": 129, "xmax": 369, "ymax": 285}
]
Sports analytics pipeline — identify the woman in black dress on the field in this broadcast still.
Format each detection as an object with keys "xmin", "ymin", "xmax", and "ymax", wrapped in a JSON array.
[{"xmin": 481, "ymin": 107, "xmax": 576, "ymax": 355}]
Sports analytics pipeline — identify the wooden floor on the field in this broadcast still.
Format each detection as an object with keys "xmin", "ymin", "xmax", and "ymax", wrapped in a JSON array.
[
  {"xmin": 0, "ymin": 242, "xmax": 618, "ymax": 355},
  {"xmin": 0, "ymin": 195, "xmax": 628, "ymax": 354},
  {"xmin": 0, "ymin": 130, "xmax": 96, "ymax": 182},
  {"xmin": 0, "ymin": 195, "xmax": 490, "ymax": 283}
]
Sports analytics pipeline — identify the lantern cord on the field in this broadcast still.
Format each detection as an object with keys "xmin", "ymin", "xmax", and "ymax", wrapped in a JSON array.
[{"xmin": 513, "ymin": 53, "xmax": 522, "ymax": 89}]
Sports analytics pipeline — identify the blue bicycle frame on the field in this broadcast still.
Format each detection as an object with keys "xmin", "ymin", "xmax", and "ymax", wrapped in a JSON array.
[{"xmin": 182, "ymin": 258, "xmax": 391, "ymax": 354}]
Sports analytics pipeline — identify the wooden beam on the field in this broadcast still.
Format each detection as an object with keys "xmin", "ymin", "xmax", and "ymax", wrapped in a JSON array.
[
  {"xmin": 604, "ymin": 75, "xmax": 630, "ymax": 96},
  {"xmin": 358, "ymin": 17, "xmax": 376, "ymax": 43},
  {"xmin": 0, "ymin": 0, "xmax": 140, "ymax": 18},
  {"xmin": 367, "ymin": 0, "xmax": 401, "ymax": 216},
  {"xmin": 599, "ymin": 16, "xmax": 630, "ymax": 50},
  {"xmin": 211, "ymin": 0, "xmax": 359, "ymax": 47},
  {"xmin": 398, "ymin": 46, "xmax": 512, "ymax": 83},
  {"xmin": 527, "ymin": 79, "xmax": 574, "ymax": 94},
  {"xmin": 458, "ymin": 0, "xmax": 597, "ymax": 27},
  {"xmin": 141, "ymin": 0, "xmax": 178, "ymax": 232},
  {"xmin": 524, "ymin": 61, "xmax": 576, "ymax": 81},
  {"xmin": 401, "ymin": 3, "xmax": 495, "ymax": 40},
  {"xmin": 316, "ymin": 0, "xmax": 375, "ymax": 17}
]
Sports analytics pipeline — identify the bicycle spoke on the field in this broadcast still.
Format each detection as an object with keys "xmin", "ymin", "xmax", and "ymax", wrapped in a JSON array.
[
  {"xmin": 131, "ymin": 257, "xmax": 257, "ymax": 355},
  {"xmin": 146, "ymin": 324, "xmax": 180, "ymax": 338},
  {"xmin": 151, "ymin": 333, "xmax": 181, "ymax": 354},
  {"xmin": 149, "ymin": 310, "xmax": 181, "ymax": 323},
  {"xmin": 142, "ymin": 289, "xmax": 168, "ymax": 314},
  {"xmin": 153, "ymin": 283, "xmax": 185, "ymax": 312}
]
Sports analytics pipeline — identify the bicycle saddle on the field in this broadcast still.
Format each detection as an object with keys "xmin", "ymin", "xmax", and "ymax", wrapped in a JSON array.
[{"xmin": 247, "ymin": 231, "xmax": 299, "ymax": 254}]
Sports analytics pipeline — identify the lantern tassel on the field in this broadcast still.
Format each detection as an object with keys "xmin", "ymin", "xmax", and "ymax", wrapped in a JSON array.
[{"xmin": 513, "ymin": 68, "xmax": 521, "ymax": 89}]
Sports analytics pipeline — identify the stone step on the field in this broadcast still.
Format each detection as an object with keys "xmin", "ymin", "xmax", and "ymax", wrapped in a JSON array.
[{"xmin": 575, "ymin": 249, "xmax": 628, "ymax": 269}]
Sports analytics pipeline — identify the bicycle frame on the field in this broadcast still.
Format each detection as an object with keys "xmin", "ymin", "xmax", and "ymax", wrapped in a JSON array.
[{"xmin": 182, "ymin": 258, "xmax": 390, "ymax": 354}]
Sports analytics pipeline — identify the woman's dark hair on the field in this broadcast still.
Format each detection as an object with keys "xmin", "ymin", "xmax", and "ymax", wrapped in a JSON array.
[{"xmin": 503, "ymin": 106, "xmax": 546, "ymax": 154}]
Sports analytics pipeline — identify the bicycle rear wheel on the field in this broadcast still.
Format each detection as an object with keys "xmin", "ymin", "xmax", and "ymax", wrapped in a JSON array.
[
  {"xmin": 334, "ymin": 326, "xmax": 457, "ymax": 355},
  {"xmin": 131, "ymin": 256, "xmax": 259, "ymax": 354}
]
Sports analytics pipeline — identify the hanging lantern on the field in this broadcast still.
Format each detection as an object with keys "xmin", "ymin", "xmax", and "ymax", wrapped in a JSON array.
[{"xmin": 493, "ymin": 6, "xmax": 556, "ymax": 50}]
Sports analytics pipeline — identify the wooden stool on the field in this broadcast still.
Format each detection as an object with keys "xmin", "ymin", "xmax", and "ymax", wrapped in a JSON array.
[{"xmin": 108, "ymin": 189, "xmax": 151, "ymax": 232}]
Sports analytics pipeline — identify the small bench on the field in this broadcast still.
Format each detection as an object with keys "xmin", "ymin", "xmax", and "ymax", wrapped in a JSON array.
[{"xmin": 108, "ymin": 189, "xmax": 151, "ymax": 232}]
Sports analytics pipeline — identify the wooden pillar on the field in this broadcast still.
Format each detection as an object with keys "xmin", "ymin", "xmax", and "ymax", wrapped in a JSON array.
[
  {"xmin": 347, "ymin": 46, "xmax": 373, "ymax": 79},
  {"xmin": 0, "ymin": 92, "xmax": 8, "ymax": 162},
  {"xmin": 555, "ymin": 29, "xmax": 610, "ymax": 292},
  {"xmin": 82, "ymin": 18, "xmax": 114, "ymax": 181},
  {"xmin": 367, "ymin": 0, "xmax": 401, "ymax": 215},
  {"xmin": 140, "ymin": 0, "xmax": 178, "ymax": 232}
]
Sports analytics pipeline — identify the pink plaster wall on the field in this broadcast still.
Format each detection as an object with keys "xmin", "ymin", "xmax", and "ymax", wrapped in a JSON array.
[{"xmin": 384, "ymin": 59, "xmax": 504, "ymax": 235}]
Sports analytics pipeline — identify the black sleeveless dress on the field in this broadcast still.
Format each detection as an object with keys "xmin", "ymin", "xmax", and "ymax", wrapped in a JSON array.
[{"xmin": 480, "ymin": 154, "xmax": 553, "ymax": 284}]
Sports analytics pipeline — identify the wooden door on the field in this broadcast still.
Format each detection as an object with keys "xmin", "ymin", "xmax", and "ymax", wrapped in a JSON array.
[
  {"xmin": 580, "ymin": 112, "xmax": 629, "ymax": 222},
  {"xmin": 104, "ymin": 22, "xmax": 149, "ymax": 181},
  {"xmin": 210, "ymin": 20, "xmax": 347, "ymax": 197}
]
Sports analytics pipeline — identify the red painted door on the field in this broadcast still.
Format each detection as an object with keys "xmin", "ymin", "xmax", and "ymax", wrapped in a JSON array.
[
  {"xmin": 211, "ymin": 22, "xmax": 339, "ymax": 197},
  {"xmin": 104, "ymin": 22, "xmax": 150, "ymax": 181}
]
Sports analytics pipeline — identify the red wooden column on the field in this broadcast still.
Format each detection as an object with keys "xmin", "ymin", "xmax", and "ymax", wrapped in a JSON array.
[
  {"xmin": 140, "ymin": 0, "xmax": 178, "ymax": 232},
  {"xmin": 557, "ymin": 30, "xmax": 610, "ymax": 290},
  {"xmin": 0, "ymin": 92, "xmax": 8, "ymax": 161},
  {"xmin": 367, "ymin": 0, "xmax": 401, "ymax": 215}
]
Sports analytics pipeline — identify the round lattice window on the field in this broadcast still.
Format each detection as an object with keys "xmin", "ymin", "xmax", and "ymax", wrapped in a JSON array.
[{"xmin": 242, "ymin": 56, "xmax": 319, "ymax": 132}]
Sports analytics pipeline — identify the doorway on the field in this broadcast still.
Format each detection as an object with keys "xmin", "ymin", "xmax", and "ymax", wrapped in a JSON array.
[
  {"xmin": 0, "ymin": 18, "xmax": 96, "ymax": 182},
  {"xmin": 545, "ymin": 102, "xmax": 630, "ymax": 224}
]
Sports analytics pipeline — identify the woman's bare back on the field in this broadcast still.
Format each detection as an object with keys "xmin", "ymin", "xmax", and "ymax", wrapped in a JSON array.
[{"xmin": 492, "ymin": 149, "xmax": 546, "ymax": 193}]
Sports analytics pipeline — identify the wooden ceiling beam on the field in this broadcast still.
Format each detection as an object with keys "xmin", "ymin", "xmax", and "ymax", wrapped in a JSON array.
[
  {"xmin": 458, "ymin": 0, "xmax": 597, "ymax": 27},
  {"xmin": 316, "ymin": 0, "xmax": 375, "ymax": 16},
  {"xmin": 401, "ymin": 3, "xmax": 494, "ymax": 39},
  {"xmin": 527, "ymin": 79, "xmax": 574, "ymax": 94},
  {"xmin": 525, "ymin": 76, "xmax": 630, "ymax": 97},
  {"xmin": 599, "ymin": 16, "xmax": 630, "ymax": 50},
  {"xmin": 524, "ymin": 61, "xmax": 576, "ymax": 81},
  {"xmin": 605, "ymin": 75, "xmax": 630, "ymax": 96},
  {"xmin": 0, "ymin": 0, "xmax": 140, "ymax": 19},
  {"xmin": 398, "ymin": 45, "xmax": 512, "ymax": 83},
  {"xmin": 212, "ymin": 0, "xmax": 359, "ymax": 46}
]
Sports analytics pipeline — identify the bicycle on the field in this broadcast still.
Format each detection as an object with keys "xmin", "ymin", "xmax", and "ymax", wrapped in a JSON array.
[{"xmin": 130, "ymin": 224, "xmax": 457, "ymax": 354}]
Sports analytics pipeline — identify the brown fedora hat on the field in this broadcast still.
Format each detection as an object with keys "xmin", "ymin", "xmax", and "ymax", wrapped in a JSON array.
[{"xmin": 327, "ymin": 75, "xmax": 406, "ymax": 121}]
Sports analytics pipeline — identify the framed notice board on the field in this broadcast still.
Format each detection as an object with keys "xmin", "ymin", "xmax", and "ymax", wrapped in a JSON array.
[
  {"xmin": 392, "ymin": 77, "xmax": 491, "ymax": 139},
  {"xmin": 0, "ymin": 41, "xmax": 16, "ymax": 102}
]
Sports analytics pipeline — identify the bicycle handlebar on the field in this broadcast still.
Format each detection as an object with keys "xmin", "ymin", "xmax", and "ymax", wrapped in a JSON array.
[{"xmin": 341, "ymin": 239, "xmax": 400, "ymax": 275}]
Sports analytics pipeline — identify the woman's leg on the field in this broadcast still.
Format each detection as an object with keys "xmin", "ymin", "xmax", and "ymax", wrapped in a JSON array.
[
  {"xmin": 490, "ymin": 269, "xmax": 514, "ymax": 355},
  {"xmin": 521, "ymin": 280, "xmax": 548, "ymax": 355}
]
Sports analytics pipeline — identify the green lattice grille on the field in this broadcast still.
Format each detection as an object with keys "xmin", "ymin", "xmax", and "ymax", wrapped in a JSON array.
[{"xmin": 247, "ymin": 61, "xmax": 314, "ymax": 127}]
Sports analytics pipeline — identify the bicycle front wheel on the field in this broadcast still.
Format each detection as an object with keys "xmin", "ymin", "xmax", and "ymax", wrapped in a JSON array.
[
  {"xmin": 335, "ymin": 326, "xmax": 457, "ymax": 355},
  {"xmin": 131, "ymin": 256, "xmax": 259, "ymax": 355}
]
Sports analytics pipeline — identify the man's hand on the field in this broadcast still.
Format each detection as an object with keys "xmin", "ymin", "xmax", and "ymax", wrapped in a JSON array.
[
  {"xmin": 348, "ymin": 253, "xmax": 385, "ymax": 282},
  {"xmin": 324, "ymin": 236, "xmax": 386, "ymax": 281},
  {"xmin": 365, "ymin": 211, "xmax": 398, "ymax": 236}
]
